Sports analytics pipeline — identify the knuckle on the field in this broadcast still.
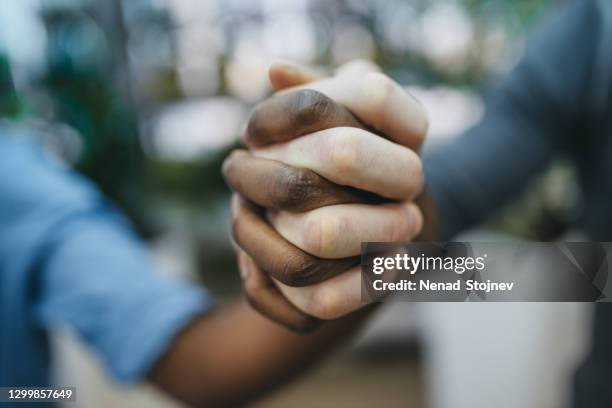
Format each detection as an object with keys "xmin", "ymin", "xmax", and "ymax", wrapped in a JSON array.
[
  {"xmin": 410, "ymin": 157, "xmax": 425, "ymax": 197},
  {"xmin": 246, "ymin": 106, "xmax": 264, "ymax": 143},
  {"xmin": 222, "ymin": 150, "xmax": 243, "ymax": 181},
  {"xmin": 399, "ymin": 151, "xmax": 424, "ymax": 199},
  {"xmin": 330, "ymin": 130, "xmax": 361, "ymax": 175},
  {"xmin": 364, "ymin": 72, "xmax": 395, "ymax": 111},
  {"xmin": 276, "ymin": 253, "xmax": 320, "ymax": 287},
  {"xmin": 382, "ymin": 210, "xmax": 405, "ymax": 242},
  {"xmin": 417, "ymin": 104, "xmax": 430, "ymax": 138},
  {"xmin": 411, "ymin": 206, "xmax": 424, "ymax": 237},
  {"xmin": 303, "ymin": 215, "xmax": 322, "ymax": 256},
  {"xmin": 304, "ymin": 212, "xmax": 338, "ymax": 258},
  {"xmin": 291, "ymin": 89, "xmax": 333, "ymax": 127},
  {"xmin": 230, "ymin": 214, "xmax": 244, "ymax": 244},
  {"xmin": 274, "ymin": 167, "xmax": 318, "ymax": 210},
  {"xmin": 380, "ymin": 203, "xmax": 423, "ymax": 241},
  {"xmin": 388, "ymin": 206, "xmax": 417, "ymax": 241}
]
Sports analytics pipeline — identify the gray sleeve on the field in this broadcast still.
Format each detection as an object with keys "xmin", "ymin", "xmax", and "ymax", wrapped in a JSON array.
[{"xmin": 423, "ymin": 0, "xmax": 601, "ymax": 240}]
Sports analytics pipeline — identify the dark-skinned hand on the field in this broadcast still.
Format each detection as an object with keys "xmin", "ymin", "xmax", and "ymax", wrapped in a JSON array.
[{"xmin": 223, "ymin": 60, "xmax": 432, "ymax": 332}]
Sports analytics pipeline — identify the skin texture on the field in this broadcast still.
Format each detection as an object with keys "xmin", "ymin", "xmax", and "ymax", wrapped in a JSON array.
[
  {"xmin": 225, "ymin": 81, "xmax": 392, "ymax": 328},
  {"xmin": 149, "ymin": 59, "xmax": 435, "ymax": 407},
  {"xmin": 237, "ymin": 250, "xmax": 320, "ymax": 332},
  {"xmin": 245, "ymin": 88, "xmax": 366, "ymax": 148},
  {"xmin": 253, "ymin": 127, "xmax": 423, "ymax": 200},
  {"xmin": 151, "ymin": 90, "xmax": 389, "ymax": 404},
  {"xmin": 223, "ymin": 150, "xmax": 384, "ymax": 213},
  {"xmin": 230, "ymin": 195, "xmax": 360, "ymax": 287},
  {"xmin": 150, "ymin": 298, "xmax": 375, "ymax": 407},
  {"xmin": 269, "ymin": 62, "xmax": 428, "ymax": 151},
  {"xmin": 224, "ymin": 61, "xmax": 434, "ymax": 327},
  {"xmin": 269, "ymin": 202, "xmax": 422, "ymax": 259}
]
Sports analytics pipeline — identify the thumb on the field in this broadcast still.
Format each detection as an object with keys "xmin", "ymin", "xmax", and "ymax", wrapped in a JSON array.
[{"xmin": 268, "ymin": 61, "xmax": 326, "ymax": 91}]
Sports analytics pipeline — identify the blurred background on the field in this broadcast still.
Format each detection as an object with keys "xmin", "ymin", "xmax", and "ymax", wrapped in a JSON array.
[{"xmin": 0, "ymin": 0, "xmax": 591, "ymax": 407}]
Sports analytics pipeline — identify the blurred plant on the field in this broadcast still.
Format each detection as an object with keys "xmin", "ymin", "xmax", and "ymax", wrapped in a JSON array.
[
  {"xmin": 38, "ymin": 2, "xmax": 148, "ymax": 227},
  {"xmin": 0, "ymin": 0, "xmax": 565, "ymax": 248},
  {"xmin": 0, "ymin": 53, "xmax": 21, "ymax": 118}
]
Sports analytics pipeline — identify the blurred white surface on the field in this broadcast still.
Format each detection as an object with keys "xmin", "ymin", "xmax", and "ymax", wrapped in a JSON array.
[
  {"xmin": 52, "ymin": 328, "xmax": 181, "ymax": 408},
  {"xmin": 419, "ymin": 302, "xmax": 591, "ymax": 408}
]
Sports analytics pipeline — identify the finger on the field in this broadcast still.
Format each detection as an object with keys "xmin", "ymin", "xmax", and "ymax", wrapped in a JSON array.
[
  {"xmin": 290, "ymin": 72, "xmax": 428, "ymax": 150},
  {"xmin": 268, "ymin": 61, "xmax": 325, "ymax": 91},
  {"xmin": 270, "ymin": 59, "xmax": 380, "ymax": 92},
  {"xmin": 334, "ymin": 58, "xmax": 381, "ymax": 77},
  {"xmin": 269, "ymin": 202, "xmax": 423, "ymax": 259},
  {"xmin": 275, "ymin": 266, "xmax": 369, "ymax": 320},
  {"xmin": 255, "ymin": 60, "xmax": 406, "ymax": 150},
  {"xmin": 238, "ymin": 251, "xmax": 320, "ymax": 333},
  {"xmin": 231, "ymin": 194, "xmax": 359, "ymax": 286},
  {"xmin": 244, "ymin": 89, "xmax": 365, "ymax": 148},
  {"xmin": 223, "ymin": 150, "xmax": 384, "ymax": 212},
  {"xmin": 253, "ymin": 127, "xmax": 424, "ymax": 200}
]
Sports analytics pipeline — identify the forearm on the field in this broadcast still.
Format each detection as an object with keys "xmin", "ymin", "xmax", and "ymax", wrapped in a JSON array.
[
  {"xmin": 420, "ymin": 2, "xmax": 598, "ymax": 240},
  {"xmin": 149, "ymin": 298, "xmax": 375, "ymax": 407}
]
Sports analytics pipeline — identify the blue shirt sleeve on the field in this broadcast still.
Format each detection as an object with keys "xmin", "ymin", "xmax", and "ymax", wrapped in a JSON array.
[{"xmin": 0, "ymin": 131, "xmax": 213, "ymax": 384}]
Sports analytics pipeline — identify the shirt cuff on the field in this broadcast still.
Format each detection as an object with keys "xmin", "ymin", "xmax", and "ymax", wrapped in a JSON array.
[{"xmin": 110, "ymin": 285, "xmax": 214, "ymax": 383}]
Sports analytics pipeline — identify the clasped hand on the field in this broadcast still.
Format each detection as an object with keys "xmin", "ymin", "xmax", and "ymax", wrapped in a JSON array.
[{"xmin": 223, "ymin": 60, "xmax": 429, "ymax": 332}]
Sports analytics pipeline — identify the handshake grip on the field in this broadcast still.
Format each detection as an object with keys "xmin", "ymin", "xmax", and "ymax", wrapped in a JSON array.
[{"xmin": 223, "ymin": 89, "xmax": 390, "ymax": 329}]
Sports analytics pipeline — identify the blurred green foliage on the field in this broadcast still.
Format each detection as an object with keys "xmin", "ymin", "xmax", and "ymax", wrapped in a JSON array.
[
  {"xmin": 0, "ymin": 0, "xmax": 564, "ymax": 246},
  {"xmin": 0, "ymin": 54, "xmax": 21, "ymax": 117},
  {"xmin": 39, "ymin": 5, "xmax": 146, "ymax": 226}
]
